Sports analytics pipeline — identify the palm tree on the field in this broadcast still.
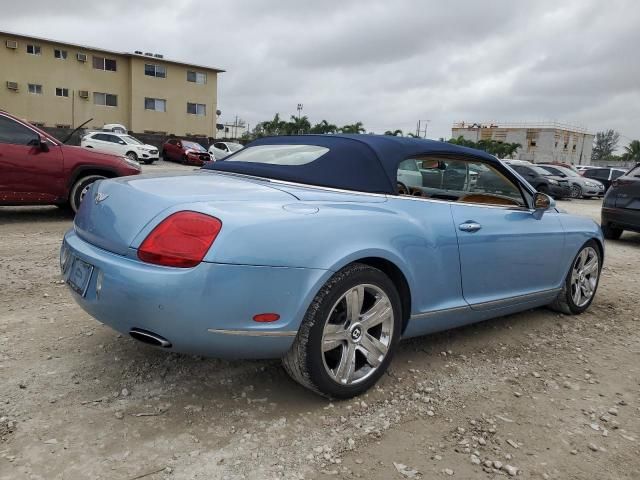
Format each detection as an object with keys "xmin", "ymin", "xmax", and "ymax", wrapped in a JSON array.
[
  {"xmin": 340, "ymin": 122, "xmax": 366, "ymax": 134},
  {"xmin": 310, "ymin": 120, "xmax": 338, "ymax": 134},
  {"xmin": 384, "ymin": 129, "xmax": 403, "ymax": 136},
  {"xmin": 623, "ymin": 140, "xmax": 640, "ymax": 162},
  {"xmin": 284, "ymin": 115, "xmax": 311, "ymax": 135},
  {"xmin": 257, "ymin": 113, "xmax": 287, "ymax": 136}
]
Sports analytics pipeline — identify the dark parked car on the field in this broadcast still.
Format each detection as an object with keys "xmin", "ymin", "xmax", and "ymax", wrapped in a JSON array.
[
  {"xmin": 0, "ymin": 110, "xmax": 140, "ymax": 212},
  {"xmin": 505, "ymin": 163, "xmax": 572, "ymax": 199},
  {"xmin": 582, "ymin": 167, "xmax": 627, "ymax": 191},
  {"xmin": 162, "ymin": 139, "xmax": 211, "ymax": 166},
  {"xmin": 538, "ymin": 164, "xmax": 605, "ymax": 198},
  {"xmin": 601, "ymin": 164, "xmax": 640, "ymax": 239}
]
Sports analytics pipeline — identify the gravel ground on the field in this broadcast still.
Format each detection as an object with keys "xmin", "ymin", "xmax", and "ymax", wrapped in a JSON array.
[{"xmin": 1, "ymin": 173, "xmax": 639, "ymax": 480}]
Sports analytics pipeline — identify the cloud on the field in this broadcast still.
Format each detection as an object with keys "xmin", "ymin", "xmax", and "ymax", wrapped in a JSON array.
[{"xmin": 1, "ymin": 0, "xmax": 639, "ymax": 144}]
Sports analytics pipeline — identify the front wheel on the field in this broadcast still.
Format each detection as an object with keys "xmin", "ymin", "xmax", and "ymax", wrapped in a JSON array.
[
  {"xmin": 549, "ymin": 240, "xmax": 602, "ymax": 315},
  {"xmin": 571, "ymin": 184, "xmax": 582, "ymax": 198},
  {"xmin": 125, "ymin": 151, "xmax": 138, "ymax": 162},
  {"xmin": 283, "ymin": 263, "xmax": 402, "ymax": 398},
  {"xmin": 69, "ymin": 175, "xmax": 107, "ymax": 213}
]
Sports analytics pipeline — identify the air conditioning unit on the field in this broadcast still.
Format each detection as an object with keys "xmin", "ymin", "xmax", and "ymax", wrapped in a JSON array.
[
  {"xmin": 144, "ymin": 52, "xmax": 153, "ymax": 56},
  {"xmin": 6, "ymin": 81, "xmax": 18, "ymax": 91},
  {"xmin": 5, "ymin": 40, "xmax": 18, "ymax": 49},
  {"xmin": 153, "ymin": 53, "xmax": 164, "ymax": 59},
  {"xmin": 134, "ymin": 50, "xmax": 143, "ymax": 55},
  {"xmin": 78, "ymin": 90, "xmax": 89, "ymax": 99},
  {"xmin": 76, "ymin": 53, "xmax": 87, "ymax": 62}
]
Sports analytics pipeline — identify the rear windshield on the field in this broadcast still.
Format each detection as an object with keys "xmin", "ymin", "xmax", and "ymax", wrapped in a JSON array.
[{"xmin": 224, "ymin": 144, "xmax": 329, "ymax": 166}]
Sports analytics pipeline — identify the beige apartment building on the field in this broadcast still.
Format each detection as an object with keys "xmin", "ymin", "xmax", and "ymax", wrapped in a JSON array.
[
  {"xmin": 0, "ymin": 31, "xmax": 223, "ymax": 137},
  {"xmin": 452, "ymin": 122, "xmax": 594, "ymax": 165}
]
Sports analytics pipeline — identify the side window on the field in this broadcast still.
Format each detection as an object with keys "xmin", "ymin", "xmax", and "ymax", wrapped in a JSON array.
[
  {"xmin": 0, "ymin": 116, "xmax": 39, "ymax": 145},
  {"xmin": 167, "ymin": 139, "xmax": 177, "ymax": 145},
  {"xmin": 611, "ymin": 170, "xmax": 625, "ymax": 180},
  {"xmin": 396, "ymin": 156, "xmax": 525, "ymax": 207},
  {"xmin": 586, "ymin": 169, "xmax": 608, "ymax": 180}
]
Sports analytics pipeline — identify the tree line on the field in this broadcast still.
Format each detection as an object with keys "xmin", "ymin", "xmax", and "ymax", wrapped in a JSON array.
[
  {"xmin": 591, "ymin": 130, "xmax": 640, "ymax": 163},
  {"xmin": 241, "ymin": 114, "xmax": 640, "ymax": 163}
]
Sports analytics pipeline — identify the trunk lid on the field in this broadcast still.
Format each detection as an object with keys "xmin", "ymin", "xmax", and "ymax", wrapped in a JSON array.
[{"xmin": 74, "ymin": 171, "xmax": 297, "ymax": 255}]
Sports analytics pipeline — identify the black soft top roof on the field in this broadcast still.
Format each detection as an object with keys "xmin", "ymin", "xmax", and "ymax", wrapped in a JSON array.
[{"xmin": 204, "ymin": 134, "xmax": 499, "ymax": 194}]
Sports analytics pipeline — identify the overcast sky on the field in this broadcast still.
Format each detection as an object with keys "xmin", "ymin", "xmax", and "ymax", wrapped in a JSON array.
[{"xmin": 2, "ymin": 0, "xmax": 639, "ymax": 144}]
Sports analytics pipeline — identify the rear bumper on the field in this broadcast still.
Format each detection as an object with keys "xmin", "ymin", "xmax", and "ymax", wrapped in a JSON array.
[
  {"xmin": 61, "ymin": 229, "xmax": 329, "ymax": 358},
  {"xmin": 602, "ymin": 207, "xmax": 640, "ymax": 232}
]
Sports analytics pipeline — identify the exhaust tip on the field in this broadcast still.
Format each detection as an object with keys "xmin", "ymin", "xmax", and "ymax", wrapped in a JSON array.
[{"xmin": 129, "ymin": 328, "xmax": 172, "ymax": 348}]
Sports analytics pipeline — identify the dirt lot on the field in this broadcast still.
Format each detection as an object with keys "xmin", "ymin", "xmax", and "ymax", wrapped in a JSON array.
[{"xmin": 1, "ymin": 170, "xmax": 639, "ymax": 480}]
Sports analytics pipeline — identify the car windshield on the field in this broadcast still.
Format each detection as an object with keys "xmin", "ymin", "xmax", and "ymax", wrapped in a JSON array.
[
  {"xmin": 183, "ymin": 141, "xmax": 206, "ymax": 152},
  {"xmin": 528, "ymin": 166, "xmax": 552, "ymax": 176},
  {"xmin": 227, "ymin": 143, "xmax": 243, "ymax": 152},
  {"xmin": 122, "ymin": 135, "xmax": 143, "ymax": 145},
  {"xmin": 224, "ymin": 144, "xmax": 329, "ymax": 165}
]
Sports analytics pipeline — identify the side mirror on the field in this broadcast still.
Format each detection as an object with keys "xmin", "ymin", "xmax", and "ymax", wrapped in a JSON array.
[
  {"xmin": 28, "ymin": 136, "xmax": 49, "ymax": 152},
  {"xmin": 533, "ymin": 192, "xmax": 555, "ymax": 211},
  {"xmin": 118, "ymin": 140, "xmax": 126, "ymax": 145}
]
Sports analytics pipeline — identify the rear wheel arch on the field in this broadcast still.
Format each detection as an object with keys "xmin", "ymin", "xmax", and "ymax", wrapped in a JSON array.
[
  {"xmin": 345, "ymin": 257, "xmax": 412, "ymax": 334},
  {"xmin": 67, "ymin": 166, "xmax": 119, "ymax": 190}
]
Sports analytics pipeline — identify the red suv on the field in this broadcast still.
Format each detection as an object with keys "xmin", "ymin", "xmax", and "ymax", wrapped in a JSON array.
[
  {"xmin": 162, "ymin": 138, "xmax": 211, "ymax": 166},
  {"xmin": 0, "ymin": 111, "xmax": 141, "ymax": 212}
]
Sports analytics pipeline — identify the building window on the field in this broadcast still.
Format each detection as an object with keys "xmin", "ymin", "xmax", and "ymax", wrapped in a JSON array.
[
  {"xmin": 145, "ymin": 97, "xmax": 166, "ymax": 112},
  {"xmin": 26, "ymin": 44, "xmax": 41, "ymax": 55},
  {"xmin": 55, "ymin": 87, "xmax": 69, "ymax": 97},
  {"xmin": 144, "ymin": 64, "xmax": 166, "ymax": 78},
  {"xmin": 31, "ymin": 122, "xmax": 45, "ymax": 127},
  {"xmin": 187, "ymin": 71, "xmax": 207, "ymax": 84},
  {"xmin": 55, "ymin": 124, "xmax": 71, "ymax": 129},
  {"xmin": 572, "ymin": 144, "xmax": 577, "ymax": 151},
  {"xmin": 94, "ymin": 92, "xmax": 118, "ymax": 107},
  {"xmin": 28, "ymin": 84, "xmax": 43, "ymax": 94},
  {"xmin": 92, "ymin": 56, "xmax": 117, "ymax": 71},
  {"xmin": 54, "ymin": 49, "xmax": 68, "ymax": 59},
  {"xmin": 187, "ymin": 102, "xmax": 206, "ymax": 116}
]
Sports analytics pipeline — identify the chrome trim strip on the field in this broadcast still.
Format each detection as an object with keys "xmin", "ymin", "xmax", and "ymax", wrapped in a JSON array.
[
  {"xmin": 204, "ymin": 169, "xmax": 533, "ymax": 211},
  {"xmin": 410, "ymin": 305, "xmax": 470, "ymax": 321},
  {"xmin": 470, "ymin": 288, "xmax": 562, "ymax": 310},
  {"xmin": 410, "ymin": 288, "xmax": 562, "ymax": 319},
  {"xmin": 207, "ymin": 328, "xmax": 297, "ymax": 337}
]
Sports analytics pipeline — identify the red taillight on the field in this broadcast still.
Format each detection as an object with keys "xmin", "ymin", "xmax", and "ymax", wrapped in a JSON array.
[{"xmin": 137, "ymin": 211, "xmax": 222, "ymax": 268}]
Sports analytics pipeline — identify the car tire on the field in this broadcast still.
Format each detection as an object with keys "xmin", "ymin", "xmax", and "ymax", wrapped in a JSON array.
[
  {"xmin": 602, "ymin": 224, "xmax": 623, "ymax": 240},
  {"xmin": 283, "ymin": 263, "xmax": 402, "ymax": 398},
  {"xmin": 125, "ymin": 151, "xmax": 138, "ymax": 162},
  {"xmin": 571, "ymin": 184, "xmax": 582, "ymax": 199},
  {"xmin": 162, "ymin": 150, "xmax": 170, "ymax": 161},
  {"xmin": 548, "ymin": 240, "xmax": 602, "ymax": 315},
  {"xmin": 69, "ymin": 175, "xmax": 106, "ymax": 213}
]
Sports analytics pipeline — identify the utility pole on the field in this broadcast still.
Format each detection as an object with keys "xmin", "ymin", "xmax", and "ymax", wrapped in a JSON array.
[
  {"xmin": 297, "ymin": 103, "xmax": 304, "ymax": 134},
  {"xmin": 416, "ymin": 120, "xmax": 430, "ymax": 138}
]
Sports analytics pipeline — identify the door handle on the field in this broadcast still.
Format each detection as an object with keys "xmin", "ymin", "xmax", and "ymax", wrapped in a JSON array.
[{"xmin": 459, "ymin": 221, "xmax": 482, "ymax": 233}]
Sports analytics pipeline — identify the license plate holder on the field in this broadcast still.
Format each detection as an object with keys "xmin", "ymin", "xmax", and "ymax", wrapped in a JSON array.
[{"xmin": 67, "ymin": 257, "xmax": 94, "ymax": 297}]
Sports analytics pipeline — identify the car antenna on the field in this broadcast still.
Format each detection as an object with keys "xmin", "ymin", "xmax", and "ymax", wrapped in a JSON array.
[{"xmin": 61, "ymin": 118, "xmax": 94, "ymax": 144}]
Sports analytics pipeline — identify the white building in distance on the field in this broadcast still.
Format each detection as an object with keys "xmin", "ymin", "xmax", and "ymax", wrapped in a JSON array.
[{"xmin": 451, "ymin": 122, "xmax": 594, "ymax": 165}]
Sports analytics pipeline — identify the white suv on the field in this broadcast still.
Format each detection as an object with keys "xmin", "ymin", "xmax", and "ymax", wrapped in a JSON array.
[{"xmin": 81, "ymin": 132, "xmax": 159, "ymax": 164}]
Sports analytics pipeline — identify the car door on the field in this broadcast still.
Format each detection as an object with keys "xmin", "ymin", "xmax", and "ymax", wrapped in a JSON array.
[
  {"xmin": 0, "ymin": 114, "xmax": 65, "ymax": 203},
  {"xmin": 214, "ymin": 142, "xmax": 229, "ymax": 152},
  {"xmin": 86, "ymin": 133, "xmax": 111, "ymax": 154},
  {"xmin": 444, "ymin": 157, "xmax": 566, "ymax": 309},
  {"xmin": 106, "ymin": 134, "xmax": 127, "ymax": 156},
  {"xmin": 584, "ymin": 168, "xmax": 610, "ymax": 189}
]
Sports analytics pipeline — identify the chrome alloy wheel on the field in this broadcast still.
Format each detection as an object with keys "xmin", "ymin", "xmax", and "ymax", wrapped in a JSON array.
[
  {"xmin": 570, "ymin": 246, "xmax": 599, "ymax": 307},
  {"xmin": 321, "ymin": 284, "xmax": 394, "ymax": 385}
]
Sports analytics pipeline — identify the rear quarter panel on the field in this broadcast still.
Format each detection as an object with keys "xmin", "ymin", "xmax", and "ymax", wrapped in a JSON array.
[{"xmin": 169, "ymin": 195, "xmax": 464, "ymax": 320}]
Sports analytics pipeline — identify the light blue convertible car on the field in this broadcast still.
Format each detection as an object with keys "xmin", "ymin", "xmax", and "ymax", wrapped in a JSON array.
[{"xmin": 61, "ymin": 135, "xmax": 603, "ymax": 397}]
